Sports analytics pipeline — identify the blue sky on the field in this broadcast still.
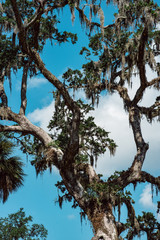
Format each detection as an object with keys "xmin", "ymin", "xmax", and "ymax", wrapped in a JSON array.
[{"xmin": 1, "ymin": 2, "xmax": 160, "ymax": 240}]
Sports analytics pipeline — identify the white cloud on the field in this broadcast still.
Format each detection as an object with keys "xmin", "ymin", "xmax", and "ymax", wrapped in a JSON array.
[
  {"xmin": 90, "ymin": 93, "xmax": 136, "ymax": 176},
  {"xmin": 27, "ymin": 100, "xmax": 55, "ymax": 133},
  {"xmin": 28, "ymin": 77, "xmax": 48, "ymax": 89},
  {"xmin": 139, "ymin": 184, "xmax": 156, "ymax": 209},
  {"xmin": 139, "ymin": 184, "xmax": 160, "ymax": 221},
  {"xmin": 16, "ymin": 77, "xmax": 48, "ymax": 91}
]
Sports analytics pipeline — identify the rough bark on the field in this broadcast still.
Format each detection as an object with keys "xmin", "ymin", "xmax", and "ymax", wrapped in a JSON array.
[
  {"xmin": 129, "ymin": 106, "xmax": 149, "ymax": 173},
  {"xmin": 90, "ymin": 211, "xmax": 118, "ymax": 240}
]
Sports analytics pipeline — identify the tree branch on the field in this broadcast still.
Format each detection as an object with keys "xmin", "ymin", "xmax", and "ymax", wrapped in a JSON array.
[
  {"xmin": 122, "ymin": 198, "xmax": 140, "ymax": 233},
  {"xmin": 10, "ymin": 0, "xmax": 28, "ymax": 52},
  {"xmin": 0, "ymin": 81, "xmax": 8, "ymax": 108},
  {"xmin": 75, "ymin": 5, "xmax": 114, "ymax": 31},
  {"xmin": 138, "ymin": 102, "xmax": 160, "ymax": 121},
  {"xmin": 25, "ymin": 0, "xmax": 68, "ymax": 30},
  {"xmin": 111, "ymin": 84, "xmax": 131, "ymax": 109},
  {"xmin": 0, "ymin": 124, "xmax": 24, "ymax": 132},
  {"xmin": 0, "ymin": 107, "xmax": 54, "ymax": 146},
  {"xmin": 19, "ymin": 63, "xmax": 29, "ymax": 115},
  {"xmin": 147, "ymin": 76, "xmax": 160, "ymax": 89},
  {"xmin": 132, "ymin": 26, "xmax": 148, "ymax": 105}
]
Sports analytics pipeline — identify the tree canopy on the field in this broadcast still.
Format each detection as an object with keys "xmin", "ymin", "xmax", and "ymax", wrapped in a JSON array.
[
  {"xmin": 0, "ymin": 0, "xmax": 160, "ymax": 239},
  {"xmin": 0, "ymin": 208, "xmax": 48, "ymax": 239}
]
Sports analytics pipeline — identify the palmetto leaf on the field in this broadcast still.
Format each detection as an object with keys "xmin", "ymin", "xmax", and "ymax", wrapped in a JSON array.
[{"xmin": 0, "ymin": 134, "xmax": 25, "ymax": 203}]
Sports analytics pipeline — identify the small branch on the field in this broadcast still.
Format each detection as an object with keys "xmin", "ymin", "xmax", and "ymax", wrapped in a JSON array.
[
  {"xmin": 0, "ymin": 124, "xmax": 24, "ymax": 133},
  {"xmin": 147, "ymin": 76, "xmax": 160, "ymax": 88},
  {"xmin": 44, "ymin": 0, "xmax": 68, "ymax": 14},
  {"xmin": 140, "ymin": 171, "xmax": 160, "ymax": 189},
  {"xmin": 75, "ymin": 5, "xmax": 100, "ymax": 29},
  {"xmin": 0, "ymin": 82, "xmax": 8, "ymax": 108},
  {"xmin": 19, "ymin": 63, "xmax": 29, "ymax": 115},
  {"xmin": 123, "ymin": 198, "xmax": 140, "ymax": 234},
  {"xmin": 138, "ymin": 102, "xmax": 160, "ymax": 120},
  {"xmin": 116, "ymin": 222, "xmax": 126, "ymax": 236},
  {"xmin": 75, "ymin": 5, "xmax": 114, "ymax": 31},
  {"xmin": 25, "ymin": 1, "xmax": 68, "ymax": 30}
]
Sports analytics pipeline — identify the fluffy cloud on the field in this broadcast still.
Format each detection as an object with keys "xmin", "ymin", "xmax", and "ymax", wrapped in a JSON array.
[
  {"xmin": 90, "ymin": 93, "xmax": 135, "ymax": 176},
  {"xmin": 27, "ymin": 100, "xmax": 55, "ymax": 132},
  {"xmin": 16, "ymin": 77, "xmax": 48, "ymax": 91},
  {"xmin": 139, "ymin": 184, "xmax": 156, "ymax": 209},
  {"xmin": 139, "ymin": 184, "xmax": 160, "ymax": 220}
]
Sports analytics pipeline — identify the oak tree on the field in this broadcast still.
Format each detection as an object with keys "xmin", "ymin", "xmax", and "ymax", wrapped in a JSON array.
[{"xmin": 0, "ymin": 0, "xmax": 160, "ymax": 239}]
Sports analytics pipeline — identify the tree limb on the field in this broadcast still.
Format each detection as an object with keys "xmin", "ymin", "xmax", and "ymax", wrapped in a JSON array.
[
  {"xmin": 147, "ymin": 76, "xmax": 160, "ymax": 89},
  {"xmin": 19, "ymin": 63, "xmax": 29, "ymax": 115},
  {"xmin": 10, "ymin": 0, "xmax": 28, "ymax": 52},
  {"xmin": 132, "ymin": 26, "xmax": 148, "ymax": 105}
]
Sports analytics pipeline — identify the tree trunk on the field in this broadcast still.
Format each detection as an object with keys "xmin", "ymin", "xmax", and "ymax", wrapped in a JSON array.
[{"xmin": 89, "ymin": 208, "xmax": 118, "ymax": 240}]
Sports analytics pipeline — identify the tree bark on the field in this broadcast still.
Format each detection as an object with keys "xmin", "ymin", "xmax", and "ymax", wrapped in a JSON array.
[
  {"xmin": 90, "ymin": 210, "xmax": 118, "ymax": 240},
  {"xmin": 129, "ymin": 106, "xmax": 149, "ymax": 173}
]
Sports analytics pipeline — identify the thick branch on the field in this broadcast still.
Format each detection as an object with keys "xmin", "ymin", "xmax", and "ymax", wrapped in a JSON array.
[
  {"xmin": 0, "ymin": 107, "xmax": 54, "ymax": 146},
  {"xmin": 10, "ymin": 0, "xmax": 28, "ymax": 52},
  {"xmin": 129, "ymin": 106, "xmax": 149, "ymax": 173},
  {"xmin": 108, "ymin": 168, "xmax": 160, "ymax": 197},
  {"xmin": 132, "ymin": 26, "xmax": 148, "ymax": 105},
  {"xmin": 111, "ymin": 84, "xmax": 131, "ymax": 108},
  {"xmin": 0, "ymin": 124, "xmax": 24, "ymax": 133}
]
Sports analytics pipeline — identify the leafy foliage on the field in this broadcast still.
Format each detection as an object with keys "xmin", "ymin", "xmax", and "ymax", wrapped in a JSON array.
[
  {"xmin": 0, "ymin": 133, "xmax": 25, "ymax": 203},
  {"xmin": 125, "ymin": 212, "xmax": 160, "ymax": 239},
  {"xmin": 48, "ymin": 97, "xmax": 116, "ymax": 166},
  {"xmin": 0, "ymin": 208, "xmax": 48, "ymax": 240}
]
